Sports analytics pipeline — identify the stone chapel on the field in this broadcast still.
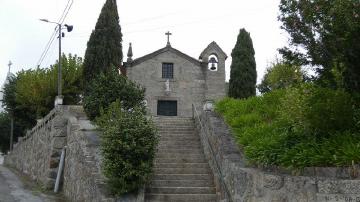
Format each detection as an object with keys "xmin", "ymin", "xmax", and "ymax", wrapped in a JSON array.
[{"xmin": 123, "ymin": 33, "xmax": 227, "ymax": 117}]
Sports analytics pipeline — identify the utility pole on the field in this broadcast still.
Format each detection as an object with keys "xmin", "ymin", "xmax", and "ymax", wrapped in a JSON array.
[
  {"xmin": 10, "ymin": 115, "xmax": 13, "ymax": 151},
  {"xmin": 39, "ymin": 19, "xmax": 73, "ymax": 106},
  {"xmin": 7, "ymin": 61, "xmax": 13, "ymax": 152},
  {"xmin": 57, "ymin": 24, "xmax": 62, "ymax": 104}
]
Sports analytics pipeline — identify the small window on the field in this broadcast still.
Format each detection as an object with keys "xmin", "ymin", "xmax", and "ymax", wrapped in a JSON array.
[{"xmin": 162, "ymin": 63, "xmax": 174, "ymax": 79}]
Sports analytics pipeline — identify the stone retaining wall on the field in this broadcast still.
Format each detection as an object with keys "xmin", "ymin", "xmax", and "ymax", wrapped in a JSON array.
[
  {"xmin": 4, "ymin": 105, "xmax": 144, "ymax": 202},
  {"xmin": 194, "ymin": 110, "xmax": 360, "ymax": 202},
  {"xmin": 4, "ymin": 106, "xmax": 67, "ymax": 189}
]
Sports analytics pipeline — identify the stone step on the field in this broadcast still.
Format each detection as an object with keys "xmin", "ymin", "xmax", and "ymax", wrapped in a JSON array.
[
  {"xmin": 159, "ymin": 136, "xmax": 199, "ymax": 141},
  {"xmin": 158, "ymin": 130, "xmax": 195, "ymax": 134},
  {"xmin": 157, "ymin": 125, "xmax": 195, "ymax": 128},
  {"xmin": 155, "ymin": 153, "xmax": 205, "ymax": 159},
  {"xmin": 155, "ymin": 158, "xmax": 207, "ymax": 164},
  {"xmin": 153, "ymin": 117, "xmax": 193, "ymax": 120},
  {"xmin": 156, "ymin": 148, "xmax": 204, "ymax": 154},
  {"xmin": 157, "ymin": 122, "xmax": 195, "ymax": 125},
  {"xmin": 154, "ymin": 163, "xmax": 209, "ymax": 168},
  {"xmin": 158, "ymin": 140, "xmax": 201, "ymax": 145},
  {"xmin": 158, "ymin": 144, "xmax": 201, "ymax": 149},
  {"xmin": 153, "ymin": 174, "xmax": 214, "ymax": 181},
  {"xmin": 158, "ymin": 131, "xmax": 196, "ymax": 135},
  {"xmin": 145, "ymin": 194, "xmax": 217, "ymax": 202},
  {"xmin": 149, "ymin": 179, "xmax": 214, "ymax": 187},
  {"xmin": 154, "ymin": 120, "xmax": 194, "ymax": 125},
  {"xmin": 158, "ymin": 133, "xmax": 199, "ymax": 138},
  {"xmin": 157, "ymin": 145, "xmax": 203, "ymax": 150},
  {"xmin": 155, "ymin": 120, "xmax": 194, "ymax": 124},
  {"xmin": 146, "ymin": 187, "xmax": 216, "ymax": 194},
  {"xmin": 157, "ymin": 125, "xmax": 195, "ymax": 129},
  {"xmin": 154, "ymin": 167, "xmax": 211, "ymax": 175}
]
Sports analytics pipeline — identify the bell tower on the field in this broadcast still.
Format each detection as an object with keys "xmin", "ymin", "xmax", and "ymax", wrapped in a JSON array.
[{"xmin": 199, "ymin": 41, "xmax": 227, "ymax": 102}]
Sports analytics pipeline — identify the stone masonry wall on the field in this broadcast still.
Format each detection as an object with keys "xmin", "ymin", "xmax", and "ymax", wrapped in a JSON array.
[
  {"xmin": 194, "ymin": 110, "xmax": 360, "ymax": 202},
  {"xmin": 4, "ymin": 105, "xmax": 144, "ymax": 202},
  {"xmin": 4, "ymin": 106, "xmax": 67, "ymax": 189}
]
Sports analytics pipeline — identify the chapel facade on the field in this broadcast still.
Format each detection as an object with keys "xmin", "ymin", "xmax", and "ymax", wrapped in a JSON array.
[{"xmin": 123, "ymin": 35, "xmax": 227, "ymax": 117}]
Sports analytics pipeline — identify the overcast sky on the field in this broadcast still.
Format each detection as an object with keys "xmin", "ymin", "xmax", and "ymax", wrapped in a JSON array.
[{"xmin": 0, "ymin": 0, "xmax": 288, "ymax": 85}]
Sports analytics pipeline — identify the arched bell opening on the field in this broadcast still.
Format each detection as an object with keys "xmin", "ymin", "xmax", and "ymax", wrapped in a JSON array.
[{"xmin": 208, "ymin": 54, "xmax": 218, "ymax": 71}]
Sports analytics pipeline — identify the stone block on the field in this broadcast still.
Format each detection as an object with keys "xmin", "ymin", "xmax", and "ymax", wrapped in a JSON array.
[
  {"xmin": 264, "ymin": 174, "xmax": 284, "ymax": 190},
  {"xmin": 52, "ymin": 137, "xmax": 66, "ymax": 149},
  {"xmin": 53, "ymin": 118, "xmax": 67, "ymax": 129},
  {"xmin": 50, "ymin": 150, "xmax": 61, "ymax": 158},
  {"xmin": 49, "ymin": 158, "xmax": 59, "ymax": 168},
  {"xmin": 48, "ymin": 170, "xmax": 58, "ymax": 179}
]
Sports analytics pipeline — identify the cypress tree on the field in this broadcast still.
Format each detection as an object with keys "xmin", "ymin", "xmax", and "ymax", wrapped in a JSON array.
[
  {"xmin": 228, "ymin": 28, "xmax": 257, "ymax": 98},
  {"xmin": 83, "ymin": 0, "xmax": 122, "ymax": 84}
]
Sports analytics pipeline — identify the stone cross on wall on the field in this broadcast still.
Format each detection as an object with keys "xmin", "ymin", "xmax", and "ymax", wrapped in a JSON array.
[
  {"xmin": 8, "ymin": 60, "xmax": 12, "ymax": 72},
  {"xmin": 165, "ymin": 31, "xmax": 172, "ymax": 46}
]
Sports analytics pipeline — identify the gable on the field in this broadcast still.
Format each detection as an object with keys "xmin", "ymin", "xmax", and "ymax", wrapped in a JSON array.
[
  {"xmin": 129, "ymin": 46, "xmax": 202, "ymax": 67},
  {"xmin": 199, "ymin": 41, "xmax": 228, "ymax": 60}
]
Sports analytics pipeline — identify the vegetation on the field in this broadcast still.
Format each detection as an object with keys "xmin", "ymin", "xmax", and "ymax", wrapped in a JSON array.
[
  {"xmin": 216, "ymin": 85, "xmax": 360, "ymax": 168},
  {"xmin": 257, "ymin": 61, "xmax": 304, "ymax": 94},
  {"xmin": 83, "ymin": 69, "xmax": 145, "ymax": 120},
  {"xmin": 83, "ymin": 0, "xmax": 123, "ymax": 85},
  {"xmin": 0, "ymin": 112, "xmax": 23, "ymax": 153},
  {"xmin": 0, "ymin": 54, "xmax": 83, "ymax": 151},
  {"xmin": 228, "ymin": 28, "xmax": 257, "ymax": 99},
  {"xmin": 96, "ymin": 101, "xmax": 158, "ymax": 196},
  {"xmin": 278, "ymin": 0, "xmax": 360, "ymax": 92},
  {"xmin": 81, "ymin": 0, "xmax": 157, "ymax": 196}
]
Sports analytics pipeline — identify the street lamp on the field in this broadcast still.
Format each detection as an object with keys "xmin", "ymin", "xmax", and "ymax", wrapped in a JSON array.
[{"xmin": 40, "ymin": 19, "xmax": 73, "ymax": 106}]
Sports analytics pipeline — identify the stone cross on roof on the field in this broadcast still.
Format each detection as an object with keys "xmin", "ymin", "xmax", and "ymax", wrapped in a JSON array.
[
  {"xmin": 8, "ymin": 60, "xmax": 12, "ymax": 73},
  {"xmin": 165, "ymin": 31, "xmax": 172, "ymax": 46}
]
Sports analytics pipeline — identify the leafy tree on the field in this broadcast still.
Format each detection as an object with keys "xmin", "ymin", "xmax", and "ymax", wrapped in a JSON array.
[
  {"xmin": 0, "ymin": 112, "xmax": 11, "ymax": 153},
  {"xmin": 2, "ymin": 54, "xmax": 83, "ymax": 134},
  {"xmin": 228, "ymin": 28, "xmax": 257, "ymax": 98},
  {"xmin": 278, "ymin": 0, "xmax": 360, "ymax": 92},
  {"xmin": 96, "ymin": 101, "xmax": 158, "ymax": 195},
  {"xmin": 14, "ymin": 54, "xmax": 83, "ymax": 118},
  {"xmin": 83, "ymin": 0, "xmax": 122, "ymax": 85},
  {"xmin": 0, "ymin": 112, "xmax": 24, "ymax": 153},
  {"xmin": 2, "ymin": 76, "xmax": 36, "ymax": 135},
  {"xmin": 258, "ymin": 61, "xmax": 304, "ymax": 94},
  {"xmin": 83, "ymin": 69, "xmax": 145, "ymax": 120}
]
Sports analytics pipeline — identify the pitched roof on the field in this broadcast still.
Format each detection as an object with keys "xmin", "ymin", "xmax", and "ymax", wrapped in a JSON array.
[
  {"xmin": 199, "ymin": 41, "xmax": 228, "ymax": 60},
  {"xmin": 129, "ymin": 45, "xmax": 202, "ymax": 67}
]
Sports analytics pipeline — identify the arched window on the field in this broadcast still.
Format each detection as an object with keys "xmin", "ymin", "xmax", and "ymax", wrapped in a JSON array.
[{"xmin": 208, "ymin": 54, "xmax": 218, "ymax": 71}]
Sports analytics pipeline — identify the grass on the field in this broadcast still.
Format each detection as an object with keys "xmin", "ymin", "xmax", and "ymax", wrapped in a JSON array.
[{"xmin": 216, "ymin": 87, "xmax": 360, "ymax": 169}]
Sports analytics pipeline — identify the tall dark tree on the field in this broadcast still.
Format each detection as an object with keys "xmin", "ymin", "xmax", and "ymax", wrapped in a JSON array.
[
  {"xmin": 83, "ymin": 0, "xmax": 122, "ymax": 84},
  {"xmin": 278, "ymin": 0, "xmax": 360, "ymax": 92},
  {"xmin": 228, "ymin": 28, "xmax": 257, "ymax": 98}
]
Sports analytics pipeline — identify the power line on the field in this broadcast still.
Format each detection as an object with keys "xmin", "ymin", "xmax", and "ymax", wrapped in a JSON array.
[
  {"xmin": 36, "ymin": 0, "xmax": 74, "ymax": 67},
  {"xmin": 57, "ymin": 0, "xmax": 72, "ymax": 24},
  {"xmin": 36, "ymin": 29, "xmax": 58, "ymax": 67}
]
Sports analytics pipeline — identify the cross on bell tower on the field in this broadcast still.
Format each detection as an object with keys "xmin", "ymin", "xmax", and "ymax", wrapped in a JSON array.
[
  {"xmin": 8, "ymin": 60, "xmax": 12, "ymax": 73},
  {"xmin": 165, "ymin": 31, "xmax": 172, "ymax": 47}
]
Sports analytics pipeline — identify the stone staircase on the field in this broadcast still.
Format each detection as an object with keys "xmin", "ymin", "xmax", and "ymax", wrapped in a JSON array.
[{"xmin": 145, "ymin": 117, "xmax": 218, "ymax": 202}]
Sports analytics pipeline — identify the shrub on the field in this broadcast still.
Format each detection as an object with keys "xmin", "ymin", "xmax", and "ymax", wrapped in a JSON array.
[
  {"xmin": 83, "ymin": 69, "xmax": 145, "ymax": 120},
  {"xmin": 257, "ymin": 61, "xmax": 304, "ymax": 94},
  {"xmin": 280, "ymin": 83, "xmax": 354, "ymax": 138},
  {"xmin": 96, "ymin": 101, "xmax": 158, "ymax": 195},
  {"xmin": 216, "ymin": 85, "xmax": 360, "ymax": 168}
]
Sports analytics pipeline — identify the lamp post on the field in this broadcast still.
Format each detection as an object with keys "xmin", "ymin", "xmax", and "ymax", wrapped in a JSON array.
[{"xmin": 39, "ymin": 19, "xmax": 73, "ymax": 106}]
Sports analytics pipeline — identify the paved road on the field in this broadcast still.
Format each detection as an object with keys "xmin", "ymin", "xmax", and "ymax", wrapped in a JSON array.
[{"xmin": 0, "ymin": 155, "xmax": 55, "ymax": 202}]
